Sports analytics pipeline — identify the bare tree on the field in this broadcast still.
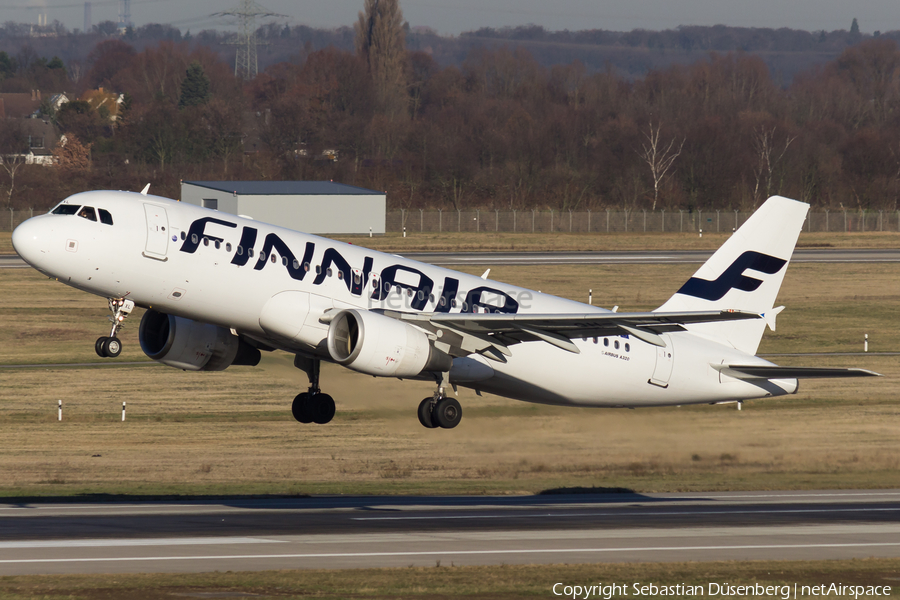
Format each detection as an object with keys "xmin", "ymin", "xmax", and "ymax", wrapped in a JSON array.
[
  {"xmin": 0, "ymin": 120, "xmax": 28, "ymax": 208},
  {"xmin": 638, "ymin": 122, "xmax": 685, "ymax": 211},
  {"xmin": 751, "ymin": 125, "xmax": 795, "ymax": 205}
]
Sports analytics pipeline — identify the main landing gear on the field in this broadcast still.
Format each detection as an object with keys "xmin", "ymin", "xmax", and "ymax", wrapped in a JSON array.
[
  {"xmin": 96, "ymin": 298, "xmax": 134, "ymax": 358},
  {"xmin": 291, "ymin": 355, "xmax": 335, "ymax": 425},
  {"xmin": 417, "ymin": 374, "xmax": 462, "ymax": 429}
]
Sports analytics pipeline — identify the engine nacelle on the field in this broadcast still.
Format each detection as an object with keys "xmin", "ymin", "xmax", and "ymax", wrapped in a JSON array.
[
  {"xmin": 139, "ymin": 309, "xmax": 261, "ymax": 371},
  {"xmin": 326, "ymin": 309, "xmax": 452, "ymax": 377}
]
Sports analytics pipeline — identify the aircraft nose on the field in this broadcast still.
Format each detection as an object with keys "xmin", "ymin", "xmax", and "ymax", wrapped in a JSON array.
[{"xmin": 12, "ymin": 217, "xmax": 48, "ymax": 267}]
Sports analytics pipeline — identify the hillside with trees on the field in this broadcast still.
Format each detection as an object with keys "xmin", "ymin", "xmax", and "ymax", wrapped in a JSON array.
[{"xmin": 1, "ymin": 6, "xmax": 900, "ymax": 213}]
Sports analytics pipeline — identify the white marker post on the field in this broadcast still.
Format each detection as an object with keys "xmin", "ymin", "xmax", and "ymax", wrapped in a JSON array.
[
  {"xmin": 403, "ymin": 226, "xmax": 406, "ymax": 238},
  {"xmin": 589, "ymin": 289, "xmax": 593, "ymax": 305},
  {"xmin": 369, "ymin": 226, "xmax": 372, "ymax": 238},
  {"xmin": 864, "ymin": 334, "xmax": 868, "ymax": 352},
  {"xmin": 122, "ymin": 402, "xmax": 126, "ymax": 422},
  {"xmin": 58, "ymin": 399, "xmax": 62, "ymax": 422},
  {"xmin": 699, "ymin": 228, "xmax": 703, "ymax": 238}
]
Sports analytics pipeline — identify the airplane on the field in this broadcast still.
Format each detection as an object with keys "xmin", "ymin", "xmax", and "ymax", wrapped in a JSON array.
[{"xmin": 11, "ymin": 190, "xmax": 879, "ymax": 428}]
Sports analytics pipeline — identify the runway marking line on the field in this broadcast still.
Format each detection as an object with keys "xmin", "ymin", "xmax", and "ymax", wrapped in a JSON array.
[
  {"xmin": 351, "ymin": 506, "xmax": 900, "ymax": 521},
  {"xmin": 2, "ymin": 542, "xmax": 900, "ymax": 564},
  {"xmin": 0, "ymin": 537, "xmax": 281, "ymax": 549}
]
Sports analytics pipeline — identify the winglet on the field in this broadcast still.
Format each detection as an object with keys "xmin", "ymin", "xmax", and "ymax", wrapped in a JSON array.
[
  {"xmin": 762, "ymin": 306, "xmax": 785, "ymax": 331},
  {"xmin": 140, "ymin": 183, "xmax": 151, "ymax": 196},
  {"xmin": 481, "ymin": 269, "xmax": 491, "ymax": 280}
]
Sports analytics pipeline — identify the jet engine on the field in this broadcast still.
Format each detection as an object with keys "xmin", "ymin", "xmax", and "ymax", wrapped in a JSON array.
[
  {"xmin": 326, "ymin": 309, "xmax": 452, "ymax": 377},
  {"xmin": 139, "ymin": 309, "xmax": 261, "ymax": 371}
]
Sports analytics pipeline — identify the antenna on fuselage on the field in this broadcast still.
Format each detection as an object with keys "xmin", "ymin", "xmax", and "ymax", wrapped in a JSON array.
[{"xmin": 140, "ymin": 184, "xmax": 150, "ymax": 195}]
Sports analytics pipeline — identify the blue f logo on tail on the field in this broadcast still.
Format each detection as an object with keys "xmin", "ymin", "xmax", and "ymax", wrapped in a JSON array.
[{"xmin": 677, "ymin": 251, "xmax": 787, "ymax": 301}]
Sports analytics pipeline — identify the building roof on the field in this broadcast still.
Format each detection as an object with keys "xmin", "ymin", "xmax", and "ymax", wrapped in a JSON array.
[
  {"xmin": 182, "ymin": 181, "xmax": 384, "ymax": 196},
  {"xmin": 0, "ymin": 93, "xmax": 41, "ymax": 118}
]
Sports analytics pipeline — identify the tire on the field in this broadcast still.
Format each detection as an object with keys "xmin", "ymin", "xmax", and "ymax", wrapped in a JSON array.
[
  {"xmin": 102, "ymin": 337, "xmax": 122, "ymax": 358},
  {"xmin": 433, "ymin": 397, "xmax": 462, "ymax": 429},
  {"xmin": 417, "ymin": 397, "xmax": 437, "ymax": 428},
  {"xmin": 95, "ymin": 337, "xmax": 108, "ymax": 357},
  {"xmin": 312, "ymin": 394, "xmax": 336, "ymax": 425},
  {"xmin": 291, "ymin": 393, "xmax": 313, "ymax": 423}
]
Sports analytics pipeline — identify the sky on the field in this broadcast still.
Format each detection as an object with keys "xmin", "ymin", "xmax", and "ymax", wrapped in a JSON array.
[{"xmin": 3, "ymin": 0, "xmax": 899, "ymax": 36}]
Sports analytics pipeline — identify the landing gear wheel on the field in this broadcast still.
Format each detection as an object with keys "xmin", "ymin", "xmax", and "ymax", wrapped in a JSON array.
[
  {"xmin": 292, "ymin": 393, "xmax": 313, "ymax": 424},
  {"xmin": 311, "ymin": 394, "xmax": 335, "ymax": 425},
  {"xmin": 102, "ymin": 337, "xmax": 122, "ymax": 358},
  {"xmin": 417, "ymin": 397, "xmax": 438, "ymax": 429},
  {"xmin": 433, "ymin": 397, "xmax": 462, "ymax": 429},
  {"xmin": 95, "ymin": 337, "xmax": 108, "ymax": 357}
]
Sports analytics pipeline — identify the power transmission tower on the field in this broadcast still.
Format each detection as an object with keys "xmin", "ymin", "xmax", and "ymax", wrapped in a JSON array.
[
  {"xmin": 117, "ymin": 0, "xmax": 131, "ymax": 28},
  {"xmin": 213, "ymin": 0, "xmax": 286, "ymax": 80}
]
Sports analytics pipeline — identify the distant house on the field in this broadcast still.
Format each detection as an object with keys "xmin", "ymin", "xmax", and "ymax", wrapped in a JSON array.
[
  {"xmin": 80, "ymin": 88, "xmax": 124, "ymax": 122},
  {"xmin": 0, "ymin": 118, "xmax": 61, "ymax": 166}
]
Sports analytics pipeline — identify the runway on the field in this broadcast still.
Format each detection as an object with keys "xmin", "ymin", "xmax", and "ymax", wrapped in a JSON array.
[{"xmin": 1, "ymin": 490, "xmax": 899, "ymax": 574}]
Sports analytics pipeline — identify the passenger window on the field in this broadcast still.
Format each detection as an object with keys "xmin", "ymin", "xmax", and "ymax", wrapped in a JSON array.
[
  {"xmin": 303, "ymin": 262, "xmax": 310, "ymax": 272},
  {"xmin": 248, "ymin": 248, "xmax": 254, "ymax": 258},
  {"xmin": 191, "ymin": 234, "xmax": 198, "ymax": 244},
  {"xmin": 271, "ymin": 254, "xmax": 276, "ymax": 264},
  {"xmin": 203, "ymin": 237, "xmax": 209, "ymax": 247},
  {"xmin": 52, "ymin": 204, "xmax": 80, "ymax": 215},
  {"xmin": 237, "ymin": 246, "xmax": 243, "ymax": 256},
  {"xmin": 226, "ymin": 243, "xmax": 232, "ymax": 252},
  {"xmin": 98, "ymin": 209, "xmax": 114, "ymax": 225},
  {"xmin": 78, "ymin": 206, "xmax": 97, "ymax": 221},
  {"xmin": 215, "ymin": 240, "xmax": 221, "ymax": 249},
  {"xmin": 604, "ymin": 338, "xmax": 609, "ymax": 347},
  {"xmin": 293, "ymin": 259, "xmax": 299, "ymax": 269},
  {"xmin": 180, "ymin": 231, "xmax": 186, "ymax": 240},
  {"xmin": 337, "ymin": 271, "xmax": 343, "ymax": 280},
  {"xmin": 614, "ymin": 340, "xmax": 620, "ymax": 350},
  {"xmin": 281, "ymin": 256, "xmax": 286, "ymax": 266},
  {"xmin": 327, "ymin": 268, "xmax": 333, "ymax": 277},
  {"xmin": 625, "ymin": 343, "xmax": 630, "ymax": 352}
]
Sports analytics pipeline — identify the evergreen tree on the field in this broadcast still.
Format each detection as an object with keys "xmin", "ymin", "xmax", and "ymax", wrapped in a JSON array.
[
  {"xmin": 850, "ymin": 18, "xmax": 860, "ymax": 35},
  {"xmin": 355, "ymin": 0, "xmax": 408, "ymax": 118},
  {"xmin": 178, "ymin": 61, "xmax": 210, "ymax": 109}
]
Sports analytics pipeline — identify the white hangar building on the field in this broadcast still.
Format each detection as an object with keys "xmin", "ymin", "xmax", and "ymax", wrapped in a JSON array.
[{"xmin": 180, "ymin": 180, "xmax": 386, "ymax": 235}]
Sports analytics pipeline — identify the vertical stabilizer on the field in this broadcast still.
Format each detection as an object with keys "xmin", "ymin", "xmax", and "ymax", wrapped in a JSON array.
[{"xmin": 655, "ymin": 196, "xmax": 809, "ymax": 355}]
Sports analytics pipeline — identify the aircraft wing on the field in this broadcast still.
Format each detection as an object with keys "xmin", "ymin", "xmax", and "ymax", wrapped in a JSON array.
[
  {"xmin": 712, "ymin": 365, "xmax": 882, "ymax": 379},
  {"xmin": 384, "ymin": 309, "xmax": 761, "ymax": 360}
]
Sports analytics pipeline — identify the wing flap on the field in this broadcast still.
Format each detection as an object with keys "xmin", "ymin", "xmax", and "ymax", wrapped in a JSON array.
[{"xmin": 387, "ymin": 309, "xmax": 760, "ymax": 355}]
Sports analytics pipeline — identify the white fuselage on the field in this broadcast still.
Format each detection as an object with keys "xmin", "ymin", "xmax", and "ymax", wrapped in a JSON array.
[{"xmin": 12, "ymin": 190, "xmax": 795, "ymax": 407}]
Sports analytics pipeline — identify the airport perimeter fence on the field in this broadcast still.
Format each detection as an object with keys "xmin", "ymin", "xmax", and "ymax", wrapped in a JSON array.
[
  {"xmin": 386, "ymin": 209, "xmax": 900, "ymax": 235},
  {"xmin": 3, "ymin": 208, "xmax": 900, "ymax": 234}
]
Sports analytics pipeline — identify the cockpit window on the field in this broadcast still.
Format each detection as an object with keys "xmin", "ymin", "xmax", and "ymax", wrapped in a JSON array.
[
  {"xmin": 52, "ymin": 205, "xmax": 80, "ymax": 215},
  {"xmin": 98, "ymin": 209, "xmax": 114, "ymax": 225},
  {"xmin": 78, "ymin": 206, "xmax": 97, "ymax": 221}
]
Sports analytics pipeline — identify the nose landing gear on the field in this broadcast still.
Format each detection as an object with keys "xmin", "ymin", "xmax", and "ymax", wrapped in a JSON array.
[{"xmin": 96, "ymin": 298, "xmax": 134, "ymax": 358}]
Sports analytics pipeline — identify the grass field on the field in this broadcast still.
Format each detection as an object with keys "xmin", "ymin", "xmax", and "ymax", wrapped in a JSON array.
[
  {"xmin": 0, "ymin": 259, "xmax": 897, "ymax": 498},
  {"xmin": 0, "ymin": 559, "xmax": 897, "ymax": 599}
]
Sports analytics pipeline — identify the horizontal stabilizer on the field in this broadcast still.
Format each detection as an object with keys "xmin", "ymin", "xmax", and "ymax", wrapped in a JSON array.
[{"xmin": 712, "ymin": 364, "xmax": 881, "ymax": 379}]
